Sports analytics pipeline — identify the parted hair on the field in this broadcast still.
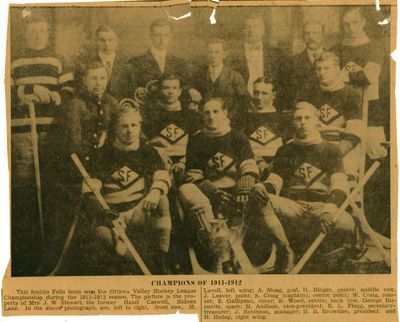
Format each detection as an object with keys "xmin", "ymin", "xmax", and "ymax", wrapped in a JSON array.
[
  {"xmin": 253, "ymin": 76, "xmax": 277, "ymax": 92},
  {"xmin": 82, "ymin": 61, "xmax": 108, "ymax": 78},
  {"xmin": 200, "ymin": 97, "xmax": 228, "ymax": 111},
  {"xmin": 95, "ymin": 25, "xmax": 117, "ymax": 37}
]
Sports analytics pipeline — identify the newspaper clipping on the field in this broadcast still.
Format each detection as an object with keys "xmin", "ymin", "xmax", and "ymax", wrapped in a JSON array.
[{"xmin": 2, "ymin": 0, "xmax": 397, "ymax": 321}]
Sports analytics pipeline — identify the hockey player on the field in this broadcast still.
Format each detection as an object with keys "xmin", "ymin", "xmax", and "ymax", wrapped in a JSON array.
[
  {"xmin": 233, "ymin": 77, "xmax": 291, "ymax": 179},
  {"xmin": 332, "ymin": 7, "xmax": 384, "ymax": 104},
  {"xmin": 299, "ymin": 51, "xmax": 363, "ymax": 178},
  {"xmin": 179, "ymin": 97, "xmax": 259, "ymax": 272},
  {"xmin": 43, "ymin": 61, "xmax": 120, "ymax": 274},
  {"xmin": 11, "ymin": 15, "xmax": 74, "ymax": 276},
  {"xmin": 142, "ymin": 74, "xmax": 202, "ymax": 178},
  {"xmin": 250, "ymin": 102, "xmax": 355, "ymax": 273},
  {"xmin": 76, "ymin": 104, "xmax": 172, "ymax": 275},
  {"xmin": 74, "ymin": 25, "xmax": 125, "ymax": 98},
  {"xmin": 60, "ymin": 61, "xmax": 120, "ymax": 166}
]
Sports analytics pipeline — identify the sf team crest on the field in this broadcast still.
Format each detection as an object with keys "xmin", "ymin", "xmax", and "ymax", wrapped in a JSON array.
[
  {"xmin": 159, "ymin": 123, "xmax": 187, "ymax": 144},
  {"xmin": 111, "ymin": 166, "xmax": 140, "ymax": 187}
]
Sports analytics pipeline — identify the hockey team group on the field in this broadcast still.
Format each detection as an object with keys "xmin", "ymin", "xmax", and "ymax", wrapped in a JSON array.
[{"xmin": 10, "ymin": 7, "xmax": 390, "ymax": 276}]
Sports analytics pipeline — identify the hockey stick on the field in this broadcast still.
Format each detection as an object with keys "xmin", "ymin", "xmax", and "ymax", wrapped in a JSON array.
[
  {"xmin": 349, "ymin": 200, "xmax": 390, "ymax": 267},
  {"xmin": 71, "ymin": 153, "xmax": 151, "ymax": 275},
  {"xmin": 48, "ymin": 200, "xmax": 81, "ymax": 276},
  {"xmin": 29, "ymin": 103, "xmax": 45, "ymax": 257},
  {"xmin": 289, "ymin": 161, "xmax": 380, "ymax": 274}
]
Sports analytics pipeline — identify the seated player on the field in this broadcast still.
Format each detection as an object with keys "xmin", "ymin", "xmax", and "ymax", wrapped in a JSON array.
[
  {"xmin": 179, "ymin": 98, "xmax": 259, "ymax": 273},
  {"xmin": 233, "ymin": 77, "xmax": 291, "ymax": 179},
  {"xmin": 142, "ymin": 74, "xmax": 202, "ymax": 179},
  {"xmin": 78, "ymin": 105, "xmax": 172, "ymax": 275},
  {"xmin": 299, "ymin": 51, "xmax": 363, "ymax": 178},
  {"xmin": 250, "ymin": 102, "xmax": 355, "ymax": 273}
]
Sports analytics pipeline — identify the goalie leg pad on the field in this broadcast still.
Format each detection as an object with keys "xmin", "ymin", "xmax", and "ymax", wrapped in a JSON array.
[{"xmin": 179, "ymin": 183, "xmax": 214, "ymax": 233}]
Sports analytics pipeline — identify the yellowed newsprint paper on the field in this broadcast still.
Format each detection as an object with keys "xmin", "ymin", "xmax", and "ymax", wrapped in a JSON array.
[{"xmin": 2, "ymin": 0, "xmax": 397, "ymax": 321}]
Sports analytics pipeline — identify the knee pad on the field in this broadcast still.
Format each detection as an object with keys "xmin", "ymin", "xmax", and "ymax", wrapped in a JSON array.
[
  {"xmin": 95, "ymin": 226, "xmax": 114, "ymax": 248},
  {"xmin": 157, "ymin": 195, "xmax": 171, "ymax": 217}
]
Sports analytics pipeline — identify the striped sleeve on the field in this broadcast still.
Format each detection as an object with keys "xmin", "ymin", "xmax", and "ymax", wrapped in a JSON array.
[
  {"xmin": 58, "ymin": 55, "xmax": 75, "ymax": 96},
  {"xmin": 148, "ymin": 147, "xmax": 171, "ymax": 194},
  {"xmin": 264, "ymin": 145, "xmax": 289, "ymax": 195},
  {"xmin": 326, "ymin": 145, "xmax": 348, "ymax": 207},
  {"xmin": 236, "ymin": 131, "xmax": 259, "ymax": 179}
]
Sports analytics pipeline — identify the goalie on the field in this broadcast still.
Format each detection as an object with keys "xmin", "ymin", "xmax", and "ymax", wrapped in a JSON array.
[
  {"xmin": 179, "ymin": 97, "xmax": 259, "ymax": 273},
  {"xmin": 75, "ymin": 104, "xmax": 172, "ymax": 275},
  {"xmin": 250, "ymin": 102, "xmax": 356, "ymax": 273}
]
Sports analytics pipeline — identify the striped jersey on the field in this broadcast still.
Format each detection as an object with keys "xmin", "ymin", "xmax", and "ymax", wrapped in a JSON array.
[
  {"xmin": 142, "ymin": 106, "xmax": 202, "ymax": 158},
  {"xmin": 186, "ymin": 129, "xmax": 259, "ymax": 189},
  {"xmin": 265, "ymin": 140, "xmax": 348, "ymax": 206},
  {"xmin": 88, "ymin": 143, "xmax": 170, "ymax": 212},
  {"xmin": 233, "ymin": 110, "xmax": 291, "ymax": 161},
  {"xmin": 11, "ymin": 47, "xmax": 74, "ymax": 119}
]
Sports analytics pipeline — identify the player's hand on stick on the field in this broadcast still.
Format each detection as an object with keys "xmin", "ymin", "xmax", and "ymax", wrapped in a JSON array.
[
  {"xmin": 49, "ymin": 91, "xmax": 61, "ymax": 106},
  {"xmin": 215, "ymin": 189, "xmax": 232, "ymax": 208},
  {"xmin": 33, "ymin": 85, "xmax": 52, "ymax": 104}
]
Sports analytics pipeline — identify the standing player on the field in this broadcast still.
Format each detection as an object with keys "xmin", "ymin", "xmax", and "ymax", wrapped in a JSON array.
[
  {"xmin": 179, "ymin": 98, "xmax": 259, "ymax": 272},
  {"xmin": 11, "ymin": 15, "xmax": 74, "ymax": 276},
  {"xmin": 233, "ymin": 77, "xmax": 291, "ymax": 179},
  {"xmin": 250, "ymin": 102, "xmax": 355, "ymax": 273},
  {"xmin": 332, "ymin": 7, "xmax": 384, "ymax": 104},
  {"xmin": 75, "ymin": 105, "xmax": 172, "ymax": 275}
]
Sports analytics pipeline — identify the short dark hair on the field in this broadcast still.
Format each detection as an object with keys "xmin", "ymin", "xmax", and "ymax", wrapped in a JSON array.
[
  {"xmin": 253, "ymin": 76, "xmax": 276, "ymax": 92},
  {"xmin": 82, "ymin": 61, "xmax": 107, "ymax": 78},
  {"xmin": 159, "ymin": 73, "xmax": 181, "ymax": 87},
  {"xmin": 201, "ymin": 97, "xmax": 228, "ymax": 111},
  {"xmin": 95, "ymin": 25, "xmax": 117, "ymax": 37},
  {"xmin": 150, "ymin": 18, "xmax": 171, "ymax": 33}
]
